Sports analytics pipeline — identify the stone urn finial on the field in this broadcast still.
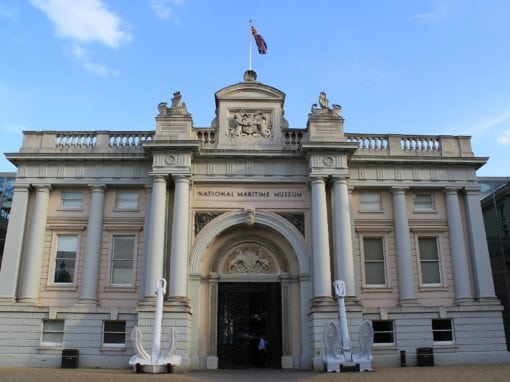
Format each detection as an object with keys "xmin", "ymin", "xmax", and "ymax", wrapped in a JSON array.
[{"xmin": 244, "ymin": 70, "xmax": 257, "ymax": 82}]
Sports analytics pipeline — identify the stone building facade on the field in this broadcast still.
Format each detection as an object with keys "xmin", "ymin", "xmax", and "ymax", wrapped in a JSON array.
[{"xmin": 0, "ymin": 71, "xmax": 508, "ymax": 370}]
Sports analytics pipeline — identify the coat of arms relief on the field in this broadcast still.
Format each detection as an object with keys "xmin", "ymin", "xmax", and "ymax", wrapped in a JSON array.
[{"xmin": 226, "ymin": 110, "xmax": 273, "ymax": 138}]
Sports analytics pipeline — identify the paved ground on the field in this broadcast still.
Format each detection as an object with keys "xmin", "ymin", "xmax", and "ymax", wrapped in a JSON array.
[{"xmin": 1, "ymin": 364, "xmax": 510, "ymax": 382}]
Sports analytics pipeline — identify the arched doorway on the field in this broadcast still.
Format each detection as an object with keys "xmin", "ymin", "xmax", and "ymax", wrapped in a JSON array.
[{"xmin": 189, "ymin": 210, "xmax": 312, "ymax": 370}]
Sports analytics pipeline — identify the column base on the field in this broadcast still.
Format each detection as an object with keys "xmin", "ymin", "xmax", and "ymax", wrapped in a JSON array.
[
  {"xmin": 399, "ymin": 298, "xmax": 419, "ymax": 307},
  {"xmin": 166, "ymin": 296, "xmax": 192, "ymax": 312},
  {"xmin": 477, "ymin": 296, "xmax": 502, "ymax": 305},
  {"xmin": 0, "ymin": 296, "xmax": 16, "ymax": 304},
  {"xmin": 310, "ymin": 296, "xmax": 336, "ymax": 312},
  {"xmin": 456, "ymin": 297, "xmax": 476, "ymax": 306},
  {"xmin": 75, "ymin": 298, "xmax": 97, "ymax": 307},
  {"xmin": 17, "ymin": 297, "xmax": 38, "ymax": 305}
]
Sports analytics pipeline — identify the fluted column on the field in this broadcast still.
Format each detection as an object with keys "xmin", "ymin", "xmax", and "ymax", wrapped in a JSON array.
[
  {"xmin": 19, "ymin": 184, "xmax": 51, "ymax": 303},
  {"xmin": 143, "ymin": 176, "xmax": 167, "ymax": 299},
  {"xmin": 332, "ymin": 178, "xmax": 356, "ymax": 297},
  {"xmin": 392, "ymin": 188, "xmax": 417, "ymax": 305},
  {"xmin": 465, "ymin": 188, "xmax": 496, "ymax": 299},
  {"xmin": 0, "ymin": 184, "xmax": 30, "ymax": 301},
  {"xmin": 445, "ymin": 188, "xmax": 473, "ymax": 303},
  {"xmin": 310, "ymin": 176, "xmax": 332, "ymax": 298},
  {"xmin": 169, "ymin": 175, "xmax": 190, "ymax": 301},
  {"xmin": 79, "ymin": 185, "xmax": 106, "ymax": 303}
]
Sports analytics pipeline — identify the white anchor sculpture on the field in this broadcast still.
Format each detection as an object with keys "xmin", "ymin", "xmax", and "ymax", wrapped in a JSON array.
[
  {"xmin": 323, "ymin": 280, "xmax": 373, "ymax": 372},
  {"xmin": 129, "ymin": 278, "xmax": 181, "ymax": 373}
]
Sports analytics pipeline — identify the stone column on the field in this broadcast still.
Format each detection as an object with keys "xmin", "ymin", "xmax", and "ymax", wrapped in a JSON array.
[
  {"xmin": 310, "ymin": 176, "xmax": 332, "ymax": 298},
  {"xmin": 79, "ymin": 185, "xmax": 106, "ymax": 303},
  {"xmin": 0, "ymin": 184, "xmax": 30, "ymax": 301},
  {"xmin": 464, "ymin": 188, "xmax": 496, "ymax": 299},
  {"xmin": 331, "ymin": 177, "xmax": 356, "ymax": 297},
  {"xmin": 445, "ymin": 188, "xmax": 473, "ymax": 303},
  {"xmin": 169, "ymin": 175, "xmax": 190, "ymax": 301},
  {"xmin": 143, "ymin": 176, "xmax": 167, "ymax": 299},
  {"xmin": 19, "ymin": 184, "xmax": 51, "ymax": 303},
  {"xmin": 139, "ymin": 185, "xmax": 152, "ymax": 300},
  {"xmin": 392, "ymin": 188, "xmax": 417, "ymax": 305}
]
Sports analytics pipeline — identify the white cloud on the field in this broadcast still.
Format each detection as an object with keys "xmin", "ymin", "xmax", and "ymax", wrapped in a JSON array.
[
  {"xmin": 149, "ymin": 0, "xmax": 182, "ymax": 23},
  {"xmin": 30, "ymin": 0, "xmax": 131, "ymax": 47},
  {"xmin": 414, "ymin": 1, "xmax": 448, "ymax": 24},
  {"xmin": 0, "ymin": 2, "xmax": 17, "ymax": 19},
  {"xmin": 68, "ymin": 44, "xmax": 118, "ymax": 77},
  {"xmin": 497, "ymin": 130, "xmax": 510, "ymax": 145}
]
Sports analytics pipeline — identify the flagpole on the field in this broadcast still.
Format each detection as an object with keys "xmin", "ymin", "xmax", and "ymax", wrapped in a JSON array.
[{"xmin": 249, "ymin": 19, "xmax": 252, "ymax": 71}]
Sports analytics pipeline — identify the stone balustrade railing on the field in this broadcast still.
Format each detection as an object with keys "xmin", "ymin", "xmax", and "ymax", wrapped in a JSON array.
[{"xmin": 17, "ymin": 131, "xmax": 474, "ymax": 158}]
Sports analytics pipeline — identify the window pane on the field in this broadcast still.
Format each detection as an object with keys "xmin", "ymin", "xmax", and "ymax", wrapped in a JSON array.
[
  {"xmin": 415, "ymin": 194, "xmax": 433, "ymax": 210},
  {"xmin": 364, "ymin": 238, "xmax": 384, "ymax": 261},
  {"xmin": 42, "ymin": 332, "xmax": 64, "ymax": 344},
  {"xmin": 116, "ymin": 191, "xmax": 138, "ymax": 209},
  {"xmin": 112, "ymin": 236, "xmax": 134, "ymax": 260},
  {"xmin": 432, "ymin": 319, "xmax": 452, "ymax": 331},
  {"xmin": 432, "ymin": 319, "xmax": 453, "ymax": 342},
  {"xmin": 360, "ymin": 192, "xmax": 381, "ymax": 211},
  {"xmin": 112, "ymin": 263, "xmax": 134, "ymax": 285},
  {"xmin": 62, "ymin": 191, "xmax": 83, "ymax": 208},
  {"xmin": 42, "ymin": 319, "xmax": 64, "ymax": 344},
  {"xmin": 365, "ymin": 263, "xmax": 386, "ymax": 285},
  {"xmin": 419, "ymin": 238, "xmax": 438, "ymax": 260},
  {"xmin": 372, "ymin": 320, "xmax": 394, "ymax": 344},
  {"xmin": 54, "ymin": 235, "xmax": 78, "ymax": 283},
  {"xmin": 103, "ymin": 321, "xmax": 126, "ymax": 345},
  {"xmin": 421, "ymin": 262, "xmax": 441, "ymax": 284}
]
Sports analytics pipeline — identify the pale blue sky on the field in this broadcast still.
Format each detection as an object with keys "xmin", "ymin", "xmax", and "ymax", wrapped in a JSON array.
[{"xmin": 1, "ymin": 0, "xmax": 509, "ymax": 175}]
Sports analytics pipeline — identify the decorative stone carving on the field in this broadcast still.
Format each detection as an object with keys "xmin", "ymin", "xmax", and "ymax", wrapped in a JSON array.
[
  {"xmin": 194, "ymin": 212, "xmax": 223, "ymax": 235},
  {"xmin": 157, "ymin": 91, "xmax": 190, "ymax": 116},
  {"xmin": 310, "ymin": 91, "xmax": 342, "ymax": 118},
  {"xmin": 223, "ymin": 246, "xmax": 275, "ymax": 274},
  {"xmin": 323, "ymin": 280, "xmax": 373, "ymax": 373},
  {"xmin": 277, "ymin": 212, "xmax": 305, "ymax": 236},
  {"xmin": 245, "ymin": 208, "xmax": 255, "ymax": 226},
  {"xmin": 226, "ymin": 110, "xmax": 272, "ymax": 138}
]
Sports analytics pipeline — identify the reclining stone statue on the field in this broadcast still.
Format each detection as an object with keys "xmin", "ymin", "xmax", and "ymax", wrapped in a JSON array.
[
  {"xmin": 129, "ymin": 278, "xmax": 181, "ymax": 373},
  {"xmin": 323, "ymin": 280, "xmax": 373, "ymax": 372}
]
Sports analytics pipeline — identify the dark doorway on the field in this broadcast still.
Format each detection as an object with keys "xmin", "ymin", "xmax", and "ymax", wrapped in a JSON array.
[{"xmin": 217, "ymin": 282, "xmax": 282, "ymax": 369}]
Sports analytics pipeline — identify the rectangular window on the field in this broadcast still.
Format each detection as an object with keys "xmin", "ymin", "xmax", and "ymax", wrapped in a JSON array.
[
  {"xmin": 111, "ymin": 235, "xmax": 135, "ymax": 286},
  {"xmin": 432, "ymin": 319, "xmax": 453, "ymax": 343},
  {"xmin": 363, "ymin": 237, "xmax": 386, "ymax": 286},
  {"xmin": 41, "ymin": 319, "xmax": 64, "ymax": 345},
  {"xmin": 116, "ymin": 191, "xmax": 138, "ymax": 210},
  {"xmin": 360, "ymin": 192, "xmax": 382, "ymax": 212},
  {"xmin": 414, "ymin": 193, "xmax": 434, "ymax": 211},
  {"xmin": 372, "ymin": 320, "xmax": 395, "ymax": 344},
  {"xmin": 103, "ymin": 320, "xmax": 126, "ymax": 346},
  {"xmin": 61, "ymin": 191, "xmax": 83, "ymax": 209},
  {"xmin": 54, "ymin": 235, "xmax": 78, "ymax": 283},
  {"xmin": 419, "ymin": 237, "xmax": 441, "ymax": 285}
]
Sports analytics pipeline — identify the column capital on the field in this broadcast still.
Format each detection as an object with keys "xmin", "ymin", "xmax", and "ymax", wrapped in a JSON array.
[
  {"xmin": 444, "ymin": 186, "xmax": 461, "ymax": 194},
  {"xmin": 11, "ymin": 183, "xmax": 30, "ymax": 192},
  {"xmin": 391, "ymin": 186, "xmax": 409, "ymax": 194},
  {"xmin": 331, "ymin": 176, "xmax": 350, "ymax": 185},
  {"xmin": 33, "ymin": 184, "xmax": 52, "ymax": 192},
  {"xmin": 87, "ymin": 184, "xmax": 107, "ymax": 192},
  {"xmin": 463, "ymin": 186, "xmax": 482, "ymax": 195},
  {"xmin": 172, "ymin": 174, "xmax": 191, "ymax": 182},
  {"xmin": 309, "ymin": 175, "xmax": 326, "ymax": 183},
  {"xmin": 150, "ymin": 174, "xmax": 167, "ymax": 184}
]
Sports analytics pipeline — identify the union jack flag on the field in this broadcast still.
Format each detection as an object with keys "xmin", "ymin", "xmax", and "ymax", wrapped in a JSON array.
[{"xmin": 251, "ymin": 26, "xmax": 267, "ymax": 54}]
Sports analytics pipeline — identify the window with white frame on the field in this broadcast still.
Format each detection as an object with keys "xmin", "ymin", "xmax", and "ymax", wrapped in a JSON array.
[
  {"xmin": 432, "ymin": 319, "xmax": 454, "ymax": 343},
  {"xmin": 110, "ymin": 235, "xmax": 136, "ymax": 286},
  {"xmin": 116, "ymin": 191, "xmax": 138, "ymax": 210},
  {"xmin": 53, "ymin": 235, "xmax": 79, "ymax": 284},
  {"xmin": 372, "ymin": 320, "xmax": 395, "ymax": 344},
  {"xmin": 61, "ymin": 191, "xmax": 83, "ymax": 209},
  {"xmin": 103, "ymin": 320, "xmax": 126, "ymax": 346},
  {"xmin": 363, "ymin": 237, "xmax": 386, "ymax": 286},
  {"xmin": 414, "ymin": 193, "xmax": 434, "ymax": 211},
  {"xmin": 359, "ymin": 192, "xmax": 382, "ymax": 212},
  {"xmin": 41, "ymin": 319, "xmax": 64, "ymax": 346},
  {"xmin": 418, "ymin": 237, "xmax": 441, "ymax": 285}
]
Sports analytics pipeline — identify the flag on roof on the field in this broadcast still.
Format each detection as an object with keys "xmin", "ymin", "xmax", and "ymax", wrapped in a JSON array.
[{"xmin": 251, "ymin": 26, "xmax": 267, "ymax": 54}]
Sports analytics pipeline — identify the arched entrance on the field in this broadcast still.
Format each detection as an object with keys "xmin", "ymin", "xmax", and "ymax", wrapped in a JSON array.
[{"xmin": 188, "ymin": 210, "xmax": 312, "ymax": 370}]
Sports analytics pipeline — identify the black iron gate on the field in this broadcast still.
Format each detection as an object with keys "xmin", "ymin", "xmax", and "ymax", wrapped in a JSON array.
[{"xmin": 217, "ymin": 282, "xmax": 282, "ymax": 369}]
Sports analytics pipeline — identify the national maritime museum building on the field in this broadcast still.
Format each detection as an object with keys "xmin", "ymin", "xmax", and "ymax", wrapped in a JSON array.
[{"xmin": 0, "ymin": 71, "xmax": 508, "ymax": 370}]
